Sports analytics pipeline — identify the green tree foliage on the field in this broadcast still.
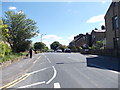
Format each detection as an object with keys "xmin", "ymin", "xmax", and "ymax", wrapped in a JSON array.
[
  {"xmin": 34, "ymin": 42, "xmax": 46, "ymax": 51},
  {"xmin": 50, "ymin": 41, "xmax": 61, "ymax": 51},
  {"xmin": 71, "ymin": 45, "xmax": 77, "ymax": 52},
  {"xmin": 2, "ymin": 11, "xmax": 39, "ymax": 53},
  {"xmin": 0, "ymin": 41, "xmax": 12, "ymax": 58},
  {"xmin": 96, "ymin": 41, "xmax": 103, "ymax": 49},
  {"xmin": 59, "ymin": 45, "xmax": 67, "ymax": 52}
]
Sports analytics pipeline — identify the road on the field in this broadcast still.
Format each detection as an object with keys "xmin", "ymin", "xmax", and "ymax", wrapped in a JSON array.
[{"xmin": 0, "ymin": 53, "xmax": 119, "ymax": 88}]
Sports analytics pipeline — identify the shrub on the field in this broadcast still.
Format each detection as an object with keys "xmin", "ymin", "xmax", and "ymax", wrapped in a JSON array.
[{"xmin": 0, "ymin": 42, "xmax": 12, "ymax": 58}]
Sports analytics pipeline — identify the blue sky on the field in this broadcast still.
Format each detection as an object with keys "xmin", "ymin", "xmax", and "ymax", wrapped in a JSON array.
[{"xmin": 2, "ymin": 1, "xmax": 111, "ymax": 48}]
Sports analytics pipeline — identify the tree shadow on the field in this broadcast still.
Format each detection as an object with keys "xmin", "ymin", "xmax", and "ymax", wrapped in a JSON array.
[{"xmin": 86, "ymin": 55, "xmax": 120, "ymax": 72}]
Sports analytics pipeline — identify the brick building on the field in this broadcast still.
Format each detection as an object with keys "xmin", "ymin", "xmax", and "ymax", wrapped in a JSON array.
[
  {"xmin": 105, "ymin": 2, "xmax": 120, "ymax": 50},
  {"xmin": 91, "ymin": 29, "xmax": 106, "ymax": 47}
]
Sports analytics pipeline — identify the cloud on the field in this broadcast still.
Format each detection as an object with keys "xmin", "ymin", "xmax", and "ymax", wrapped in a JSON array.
[
  {"xmin": 102, "ymin": 0, "xmax": 106, "ymax": 4},
  {"xmin": 43, "ymin": 35, "xmax": 62, "ymax": 40},
  {"xmin": 9, "ymin": 6, "xmax": 16, "ymax": 10},
  {"xmin": 86, "ymin": 14, "xmax": 104, "ymax": 23},
  {"xmin": 68, "ymin": 34, "xmax": 75, "ymax": 41},
  {"xmin": 41, "ymin": 34, "xmax": 75, "ymax": 48}
]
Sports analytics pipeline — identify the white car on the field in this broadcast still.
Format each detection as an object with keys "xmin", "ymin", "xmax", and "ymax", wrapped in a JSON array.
[{"xmin": 57, "ymin": 49, "xmax": 62, "ymax": 52}]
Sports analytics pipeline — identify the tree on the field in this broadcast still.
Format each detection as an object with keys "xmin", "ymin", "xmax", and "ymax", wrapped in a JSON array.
[
  {"xmin": 58, "ymin": 45, "xmax": 67, "ymax": 52},
  {"xmin": 96, "ymin": 41, "xmax": 103, "ymax": 49},
  {"xmin": 101, "ymin": 25, "xmax": 105, "ymax": 30},
  {"xmin": 50, "ymin": 41, "xmax": 61, "ymax": 51},
  {"xmin": 34, "ymin": 42, "xmax": 46, "ymax": 51},
  {"xmin": 70, "ymin": 45, "xmax": 77, "ymax": 52},
  {"xmin": 2, "ymin": 11, "xmax": 39, "ymax": 53},
  {"xmin": 95, "ymin": 28, "xmax": 98, "ymax": 30}
]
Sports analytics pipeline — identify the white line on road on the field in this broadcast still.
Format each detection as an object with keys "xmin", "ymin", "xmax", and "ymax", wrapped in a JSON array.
[
  {"xmin": 44, "ymin": 55, "xmax": 51, "ymax": 63},
  {"xmin": 54, "ymin": 82, "xmax": 61, "ymax": 88},
  {"xmin": 33, "ymin": 60, "xmax": 37, "ymax": 64},
  {"xmin": 28, "ymin": 67, "xmax": 50, "ymax": 75},
  {"xmin": 46, "ymin": 66, "xmax": 57, "ymax": 84},
  {"xmin": 33, "ymin": 56, "xmax": 41, "ymax": 64},
  {"xmin": 18, "ymin": 81, "xmax": 46, "ymax": 88},
  {"xmin": 37, "ymin": 56, "xmax": 41, "ymax": 60},
  {"xmin": 46, "ymin": 57, "xmax": 51, "ymax": 63}
]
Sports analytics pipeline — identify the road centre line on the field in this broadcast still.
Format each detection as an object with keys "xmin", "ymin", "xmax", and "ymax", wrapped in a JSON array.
[
  {"xmin": 37, "ymin": 56, "xmax": 41, "ymax": 60},
  {"xmin": 44, "ymin": 54, "xmax": 51, "ymax": 63},
  {"xmin": 18, "ymin": 81, "xmax": 45, "ymax": 88},
  {"xmin": 46, "ymin": 66, "xmax": 57, "ymax": 84},
  {"xmin": 54, "ymin": 82, "xmax": 61, "ymax": 88},
  {"xmin": 33, "ymin": 56, "xmax": 41, "ymax": 64},
  {"xmin": 46, "ymin": 57, "xmax": 51, "ymax": 63}
]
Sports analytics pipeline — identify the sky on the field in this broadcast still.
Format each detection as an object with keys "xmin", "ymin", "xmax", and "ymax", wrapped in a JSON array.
[{"xmin": 2, "ymin": 1, "xmax": 111, "ymax": 48}]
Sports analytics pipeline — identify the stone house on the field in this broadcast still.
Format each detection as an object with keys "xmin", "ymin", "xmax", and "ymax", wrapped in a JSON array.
[
  {"xmin": 91, "ymin": 29, "xmax": 106, "ymax": 47},
  {"xmin": 105, "ymin": 2, "xmax": 120, "ymax": 50}
]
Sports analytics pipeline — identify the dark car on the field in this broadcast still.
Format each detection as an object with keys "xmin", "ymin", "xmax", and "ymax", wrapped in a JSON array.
[{"xmin": 64, "ymin": 48, "xmax": 71, "ymax": 53}]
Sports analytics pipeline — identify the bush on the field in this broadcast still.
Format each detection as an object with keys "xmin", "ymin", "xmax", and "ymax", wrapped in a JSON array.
[
  {"xmin": 71, "ymin": 45, "xmax": 78, "ymax": 52},
  {"xmin": 96, "ymin": 41, "xmax": 103, "ymax": 49},
  {"xmin": 0, "ymin": 42, "xmax": 11, "ymax": 58}
]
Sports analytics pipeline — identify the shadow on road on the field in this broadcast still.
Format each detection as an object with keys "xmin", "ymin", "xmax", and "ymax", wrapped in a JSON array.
[{"xmin": 86, "ymin": 55, "xmax": 120, "ymax": 72}]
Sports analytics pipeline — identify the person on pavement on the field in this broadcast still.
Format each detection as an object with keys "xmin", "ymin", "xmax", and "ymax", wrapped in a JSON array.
[{"xmin": 29, "ymin": 48, "xmax": 33, "ymax": 58}]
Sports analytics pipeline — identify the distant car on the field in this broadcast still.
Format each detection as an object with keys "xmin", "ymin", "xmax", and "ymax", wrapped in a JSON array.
[
  {"xmin": 57, "ymin": 49, "xmax": 62, "ymax": 52},
  {"xmin": 64, "ymin": 48, "xmax": 71, "ymax": 53}
]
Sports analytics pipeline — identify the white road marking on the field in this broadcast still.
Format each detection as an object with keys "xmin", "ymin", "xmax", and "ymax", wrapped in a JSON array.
[
  {"xmin": 37, "ymin": 56, "xmax": 41, "ymax": 60},
  {"xmin": 28, "ymin": 67, "xmax": 50, "ymax": 75},
  {"xmin": 18, "ymin": 81, "xmax": 45, "ymax": 88},
  {"xmin": 90, "ymin": 64, "xmax": 119, "ymax": 74},
  {"xmin": 54, "ymin": 82, "xmax": 61, "ymax": 88},
  {"xmin": 33, "ymin": 60, "xmax": 37, "ymax": 64},
  {"xmin": 44, "ymin": 55, "xmax": 51, "ymax": 63},
  {"xmin": 46, "ymin": 57, "xmax": 51, "ymax": 63},
  {"xmin": 33, "ymin": 56, "xmax": 41, "ymax": 64},
  {"xmin": 46, "ymin": 66, "xmax": 57, "ymax": 84}
]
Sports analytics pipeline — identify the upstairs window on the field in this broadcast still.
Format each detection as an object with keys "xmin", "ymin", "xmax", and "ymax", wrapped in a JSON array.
[
  {"xmin": 115, "ymin": 16, "xmax": 119, "ymax": 29},
  {"xmin": 112, "ymin": 16, "xmax": 119, "ymax": 30}
]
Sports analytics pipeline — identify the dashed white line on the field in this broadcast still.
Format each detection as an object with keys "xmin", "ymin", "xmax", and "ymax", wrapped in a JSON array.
[
  {"xmin": 18, "ymin": 81, "xmax": 45, "ymax": 88},
  {"xmin": 46, "ymin": 57, "xmax": 51, "ymax": 63},
  {"xmin": 44, "ymin": 55, "xmax": 51, "ymax": 63},
  {"xmin": 33, "ymin": 56, "xmax": 41, "ymax": 64},
  {"xmin": 37, "ymin": 56, "xmax": 41, "ymax": 60},
  {"xmin": 54, "ymin": 82, "xmax": 61, "ymax": 88},
  {"xmin": 46, "ymin": 66, "xmax": 57, "ymax": 84},
  {"xmin": 33, "ymin": 60, "xmax": 37, "ymax": 64}
]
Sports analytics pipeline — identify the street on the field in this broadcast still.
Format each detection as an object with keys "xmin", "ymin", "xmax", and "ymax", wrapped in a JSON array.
[{"xmin": 0, "ymin": 53, "xmax": 119, "ymax": 88}]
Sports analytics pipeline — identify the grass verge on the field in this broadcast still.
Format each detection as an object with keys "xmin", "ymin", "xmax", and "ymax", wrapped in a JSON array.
[{"xmin": 0, "ymin": 52, "xmax": 28, "ymax": 63}]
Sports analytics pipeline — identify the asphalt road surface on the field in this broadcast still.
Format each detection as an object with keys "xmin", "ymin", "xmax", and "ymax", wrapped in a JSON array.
[{"xmin": 0, "ymin": 53, "xmax": 119, "ymax": 88}]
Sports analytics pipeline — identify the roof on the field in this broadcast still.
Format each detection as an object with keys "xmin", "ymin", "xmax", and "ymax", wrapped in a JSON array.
[{"xmin": 92, "ymin": 30, "xmax": 106, "ymax": 33}]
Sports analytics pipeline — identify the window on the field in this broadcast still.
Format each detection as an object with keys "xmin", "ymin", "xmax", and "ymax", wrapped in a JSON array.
[
  {"xmin": 115, "ymin": 16, "xmax": 119, "ymax": 29},
  {"xmin": 112, "ymin": 16, "xmax": 119, "ymax": 30}
]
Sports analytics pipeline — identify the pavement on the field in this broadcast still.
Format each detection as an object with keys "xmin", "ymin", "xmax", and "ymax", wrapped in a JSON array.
[{"xmin": 0, "ymin": 53, "xmax": 119, "ymax": 88}]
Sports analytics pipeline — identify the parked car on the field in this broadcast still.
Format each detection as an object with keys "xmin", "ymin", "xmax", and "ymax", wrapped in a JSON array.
[
  {"xmin": 64, "ymin": 48, "xmax": 71, "ymax": 53},
  {"xmin": 57, "ymin": 49, "xmax": 62, "ymax": 52}
]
